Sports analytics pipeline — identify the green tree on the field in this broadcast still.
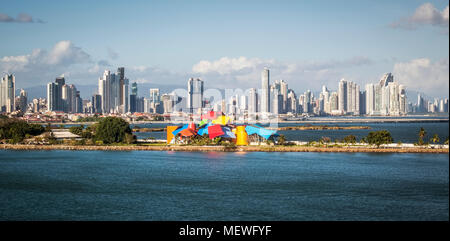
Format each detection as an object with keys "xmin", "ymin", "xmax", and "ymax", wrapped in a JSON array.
[
  {"xmin": 320, "ymin": 136, "xmax": 331, "ymax": 147},
  {"xmin": 45, "ymin": 123, "xmax": 52, "ymax": 132},
  {"xmin": 94, "ymin": 117, "xmax": 133, "ymax": 144},
  {"xmin": 124, "ymin": 133, "xmax": 137, "ymax": 144},
  {"xmin": 418, "ymin": 127, "xmax": 427, "ymax": 146},
  {"xmin": 343, "ymin": 135, "xmax": 357, "ymax": 144},
  {"xmin": 69, "ymin": 125, "xmax": 84, "ymax": 136},
  {"xmin": 0, "ymin": 118, "xmax": 45, "ymax": 144},
  {"xmin": 366, "ymin": 130, "xmax": 393, "ymax": 147},
  {"xmin": 277, "ymin": 134, "xmax": 287, "ymax": 145},
  {"xmin": 430, "ymin": 134, "xmax": 440, "ymax": 144}
]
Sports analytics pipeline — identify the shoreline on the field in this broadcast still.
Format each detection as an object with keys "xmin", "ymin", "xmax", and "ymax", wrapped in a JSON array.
[{"xmin": 1, "ymin": 144, "xmax": 448, "ymax": 153}]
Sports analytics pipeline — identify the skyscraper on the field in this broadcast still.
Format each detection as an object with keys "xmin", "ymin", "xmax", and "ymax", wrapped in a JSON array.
[
  {"xmin": 15, "ymin": 89, "xmax": 27, "ymax": 113},
  {"xmin": 150, "ymin": 89, "xmax": 160, "ymax": 103},
  {"xmin": 365, "ymin": 83, "xmax": 374, "ymax": 115},
  {"xmin": 130, "ymin": 82, "xmax": 138, "ymax": 113},
  {"xmin": 187, "ymin": 78, "xmax": 204, "ymax": 113},
  {"xmin": 379, "ymin": 73, "xmax": 394, "ymax": 87},
  {"xmin": 98, "ymin": 68, "xmax": 128, "ymax": 113},
  {"xmin": 0, "ymin": 74, "xmax": 15, "ymax": 113},
  {"xmin": 92, "ymin": 94, "xmax": 102, "ymax": 114},
  {"xmin": 338, "ymin": 79, "xmax": 347, "ymax": 114},
  {"xmin": 261, "ymin": 68, "xmax": 270, "ymax": 113},
  {"xmin": 131, "ymin": 82, "xmax": 138, "ymax": 95},
  {"xmin": 287, "ymin": 90, "xmax": 297, "ymax": 113},
  {"xmin": 117, "ymin": 67, "xmax": 125, "ymax": 106},
  {"xmin": 279, "ymin": 80, "xmax": 288, "ymax": 113},
  {"xmin": 248, "ymin": 88, "xmax": 258, "ymax": 114},
  {"xmin": 47, "ymin": 76, "xmax": 65, "ymax": 112},
  {"xmin": 62, "ymin": 84, "xmax": 77, "ymax": 113}
]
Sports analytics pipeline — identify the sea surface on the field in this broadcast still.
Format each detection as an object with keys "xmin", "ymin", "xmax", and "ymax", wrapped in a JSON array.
[
  {"xmin": 0, "ymin": 150, "xmax": 448, "ymax": 220},
  {"xmin": 132, "ymin": 122, "xmax": 449, "ymax": 143}
]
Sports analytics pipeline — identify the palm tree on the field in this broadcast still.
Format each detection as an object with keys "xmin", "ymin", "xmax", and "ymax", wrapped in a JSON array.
[
  {"xmin": 431, "ymin": 134, "xmax": 440, "ymax": 144},
  {"xmin": 418, "ymin": 127, "xmax": 427, "ymax": 145},
  {"xmin": 278, "ymin": 134, "xmax": 286, "ymax": 145}
]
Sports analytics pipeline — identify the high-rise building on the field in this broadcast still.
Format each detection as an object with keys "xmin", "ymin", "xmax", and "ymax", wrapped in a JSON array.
[
  {"xmin": 98, "ymin": 68, "xmax": 128, "ymax": 113},
  {"xmin": 117, "ymin": 67, "xmax": 125, "ymax": 106},
  {"xmin": 248, "ymin": 88, "xmax": 258, "ymax": 114},
  {"xmin": 122, "ymin": 78, "xmax": 129, "ymax": 113},
  {"xmin": 136, "ymin": 96, "xmax": 145, "ymax": 113},
  {"xmin": 75, "ymin": 90, "xmax": 82, "ymax": 113},
  {"xmin": 131, "ymin": 82, "xmax": 138, "ymax": 95},
  {"xmin": 379, "ymin": 73, "xmax": 394, "ymax": 87},
  {"xmin": 62, "ymin": 84, "xmax": 77, "ymax": 113},
  {"xmin": 338, "ymin": 79, "xmax": 347, "ymax": 114},
  {"xmin": 260, "ymin": 68, "xmax": 270, "ymax": 113},
  {"xmin": 278, "ymin": 80, "xmax": 288, "ymax": 113},
  {"xmin": 15, "ymin": 89, "xmax": 27, "ymax": 112},
  {"xmin": 47, "ymin": 76, "xmax": 66, "ymax": 112},
  {"xmin": 365, "ymin": 84, "xmax": 374, "ymax": 115},
  {"xmin": 0, "ymin": 74, "xmax": 15, "ymax": 113},
  {"xmin": 346, "ymin": 81, "xmax": 353, "ymax": 113},
  {"xmin": 187, "ymin": 78, "xmax": 203, "ymax": 113},
  {"xmin": 359, "ymin": 90, "xmax": 366, "ymax": 115},
  {"xmin": 287, "ymin": 89, "xmax": 297, "ymax": 114},
  {"xmin": 150, "ymin": 89, "xmax": 160, "ymax": 103},
  {"xmin": 304, "ymin": 90, "xmax": 311, "ymax": 113},
  {"xmin": 329, "ymin": 92, "xmax": 339, "ymax": 113},
  {"xmin": 129, "ymin": 94, "xmax": 137, "ymax": 113},
  {"xmin": 92, "ymin": 94, "xmax": 102, "ymax": 114},
  {"xmin": 129, "ymin": 82, "xmax": 138, "ymax": 113}
]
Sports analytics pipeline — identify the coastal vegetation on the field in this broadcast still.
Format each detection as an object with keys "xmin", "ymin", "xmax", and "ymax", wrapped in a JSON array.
[
  {"xmin": 76, "ymin": 115, "xmax": 103, "ymax": 122},
  {"xmin": 0, "ymin": 116, "xmax": 45, "ymax": 144},
  {"xmin": 366, "ymin": 130, "xmax": 393, "ymax": 147},
  {"xmin": 0, "ymin": 116, "xmax": 448, "ymax": 153},
  {"xmin": 93, "ymin": 117, "xmax": 136, "ymax": 144},
  {"xmin": 418, "ymin": 127, "xmax": 427, "ymax": 146}
]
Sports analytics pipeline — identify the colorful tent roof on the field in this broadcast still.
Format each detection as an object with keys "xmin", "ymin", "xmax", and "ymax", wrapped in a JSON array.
[
  {"xmin": 172, "ymin": 124, "xmax": 188, "ymax": 136},
  {"xmin": 199, "ymin": 119, "xmax": 209, "ymax": 127},
  {"xmin": 208, "ymin": 124, "xmax": 224, "ymax": 139},
  {"xmin": 179, "ymin": 128, "xmax": 197, "ymax": 137},
  {"xmin": 201, "ymin": 111, "xmax": 218, "ymax": 120},
  {"xmin": 197, "ymin": 122, "xmax": 213, "ymax": 136},
  {"xmin": 212, "ymin": 115, "xmax": 230, "ymax": 125},
  {"xmin": 245, "ymin": 125, "xmax": 277, "ymax": 139},
  {"xmin": 220, "ymin": 127, "xmax": 236, "ymax": 138},
  {"xmin": 188, "ymin": 122, "xmax": 196, "ymax": 130}
]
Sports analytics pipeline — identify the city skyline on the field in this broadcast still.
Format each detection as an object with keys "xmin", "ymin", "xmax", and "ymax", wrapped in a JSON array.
[{"xmin": 0, "ymin": 0, "xmax": 448, "ymax": 99}]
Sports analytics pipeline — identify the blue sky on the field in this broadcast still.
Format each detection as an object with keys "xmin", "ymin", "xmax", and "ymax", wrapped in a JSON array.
[{"xmin": 1, "ymin": 0, "xmax": 449, "ymax": 98}]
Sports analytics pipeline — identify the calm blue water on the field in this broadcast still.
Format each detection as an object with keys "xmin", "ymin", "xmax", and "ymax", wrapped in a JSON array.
[
  {"xmin": 133, "ymin": 122, "xmax": 449, "ymax": 143},
  {"xmin": 0, "ymin": 150, "xmax": 448, "ymax": 220}
]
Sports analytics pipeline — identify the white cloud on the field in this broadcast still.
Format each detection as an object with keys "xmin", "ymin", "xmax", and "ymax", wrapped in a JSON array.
[
  {"xmin": 192, "ymin": 56, "xmax": 274, "ymax": 75},
  {"xmin": 0, "ymin": 40, "xmax": 91, "ymax": 73},
  {"xmin": 393, "ymin": 58, "xmax": 449, "ymax": 97},
  {"xmin": 390, "ymin": 3, "xmax": 449, "ymax": 31},
  {"xmin": 190, "ymin": 56, "xmax": 375, "ymax": 90},
  {"xmin": 0, "ymin": 41, "xmax": 93, "ymax": 87},
  {"xmin": 46, "ymin": 40, "xmax": 91, "ymax": 65}
]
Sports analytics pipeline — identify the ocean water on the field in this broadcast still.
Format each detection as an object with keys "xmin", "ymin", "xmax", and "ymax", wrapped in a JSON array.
[
  {"xmin": 132, "ymin": 122, "xmax": 449, "ymax": 143},
  {"xmin": 0, "ymin": 150, "xmax": 448, "ymax": 220}
]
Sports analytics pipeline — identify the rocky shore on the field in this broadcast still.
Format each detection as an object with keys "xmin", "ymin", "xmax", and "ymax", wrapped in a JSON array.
[{"xmin": 1, "ymin": 144, "xmax": 448, "ymax": 153}]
